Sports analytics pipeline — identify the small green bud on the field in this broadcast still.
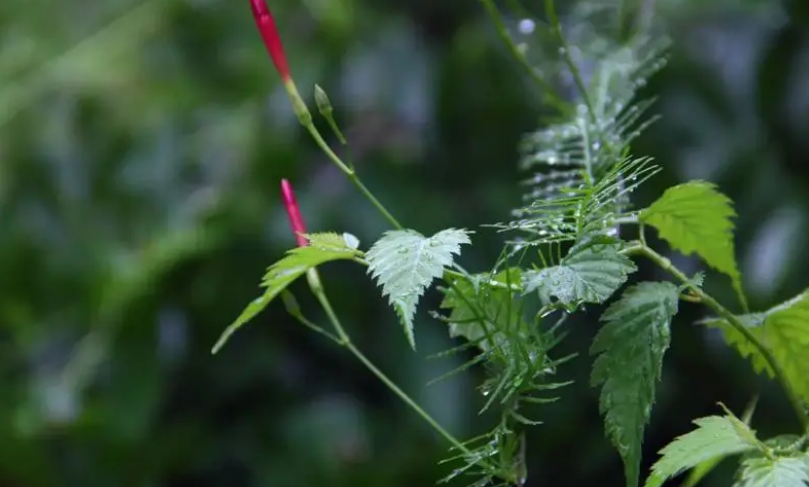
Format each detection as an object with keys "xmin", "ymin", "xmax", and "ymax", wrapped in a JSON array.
[{"xmin": 314, "ymin": 84, "xmax": 333, "ymax": 116}]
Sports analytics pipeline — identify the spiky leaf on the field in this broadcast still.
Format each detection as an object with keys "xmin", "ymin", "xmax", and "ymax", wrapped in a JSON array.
[
  {"xmin": 734, "ymin": 453, "xmax": 809, "ymax": 487},
  {"xmin": 441, "ymin": 268, "xmax": 523, "ymax": 351},
  {"xmin": 212, "ymin": 233, "xmax": 363, "ymax": 353},
  {"xmin": 644, "ymin": 413, "xmax": 760, "ymax": 487},
  {"xmin": 591, "ymin": 282, "xmax": 680, "ymax": 487},
  {"xmin": 523, "ymin": 237, "xmax": 637, "ymax": 307},
  {"xmin": 366, "ymin": 228, "xmax": 472, "ymax": 348},
  {"xmin": 703, "ymin": 291, "xmax": 809, "ymax": 404},
  {"xmin": 640, "ymin": 181, "xmax": 747, "ymax": 309}
]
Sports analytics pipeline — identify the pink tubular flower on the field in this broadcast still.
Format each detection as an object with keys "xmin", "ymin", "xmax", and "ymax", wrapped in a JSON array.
[
  {"xmin": 250, "ymin": 0, "xmax": 291, "ymax": 81},
  {"xmin": 280, "ymin": 179, "xmax": 309, "ymax": 247},
  {"xmin": 249, "ymin": 0, "xmax": 310, "ymax": 124}
]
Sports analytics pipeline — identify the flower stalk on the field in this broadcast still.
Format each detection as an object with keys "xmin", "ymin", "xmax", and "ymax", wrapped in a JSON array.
[
  {"xmin": 277, "ymin": 179, "xmax": 475, "ymax": 459},
  {"xmin": 250, "ymin": 0, "xmax": 310, "ymax": 126},
  {"xmin": 249, "ymin": 0, "xmax": 402, "ymax": 230}
]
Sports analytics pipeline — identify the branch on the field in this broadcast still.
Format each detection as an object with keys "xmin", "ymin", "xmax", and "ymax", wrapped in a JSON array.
[{"xmin": 639, "ymin": 245, "xmax": 809, "ymax": 431}]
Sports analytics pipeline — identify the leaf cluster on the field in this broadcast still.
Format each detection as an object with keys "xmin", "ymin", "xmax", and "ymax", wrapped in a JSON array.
[{"xmin": 217, "ymin": 2, "xmax": 809, "ymax": 487}]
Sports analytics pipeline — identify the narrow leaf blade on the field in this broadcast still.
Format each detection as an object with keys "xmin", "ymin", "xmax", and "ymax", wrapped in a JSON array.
[{"xmin": 212, "ymin": 232, "xmax": 362, "ymax": 353}]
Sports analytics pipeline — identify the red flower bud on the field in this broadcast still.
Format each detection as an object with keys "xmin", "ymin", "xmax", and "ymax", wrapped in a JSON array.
[
  {"xmin": 250, "ymin": 0, "xmax": 291, "ymax": 82},
  {"xmin": 280, "ymin": 179, "xmax": 308, "ymax": 247}
]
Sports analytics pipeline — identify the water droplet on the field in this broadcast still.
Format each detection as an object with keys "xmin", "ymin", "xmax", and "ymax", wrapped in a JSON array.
[{"xmin": 518, "ymin": 18, "xmax": 535, "ymax": 34}]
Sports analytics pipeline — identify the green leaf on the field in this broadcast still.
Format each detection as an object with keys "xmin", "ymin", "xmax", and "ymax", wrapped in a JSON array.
[
  {"xmin": 641, "ymin": 181, "xmax": 747, "ymax": 311},
  {"xmin": 645, "ymin": 413, "xmax": 761, "ymax": 487},
  {"xmin": 734, "ymin": 453, "xmax": 809, "ymax": 487},
  {"xmin": 680, "ymin": 396, "xmax": 759, "ymax": 487},
  {"xmin": 366, "ymin": 228, "xmax": 472, "ymax": 349},
  {"xmin": 591, "ymin": 281, "xmax": 680, "ymax": 487},
  {"xmin": 440, "ymin": 268, "xmax": 523, "ymax": 351},
  {"xmin": 212, "ymin": 233, "xmax": 363, "ymax": 354},
  {"xmin": 523, "ymin": 237, "xmax": 637, "ymax": 307},
  {"xmin": 703, "ymin": 291, "xmax": 809, "ymax": 404}
]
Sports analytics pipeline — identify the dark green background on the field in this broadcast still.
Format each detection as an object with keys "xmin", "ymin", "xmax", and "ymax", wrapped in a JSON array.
[{"xmin": 1, "ymin": 0, "xmax": 808, "ymax": 486}]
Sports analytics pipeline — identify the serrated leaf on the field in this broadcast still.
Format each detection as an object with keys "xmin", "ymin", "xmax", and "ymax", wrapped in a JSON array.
[
  {"xmin": 734, "ymin": 453, "xmax": 809, "ymax": 487},
  {"xmin": 591, "ymin": 281, "xmax": 680, "ymax": 487},
  {"xmin": 212, "ymin": 232, "xmax": 363, "ymax": 353},
  {"xmin": 680, "ymin": 396, "xmax": 760, "ymax": 487},
  {"xmin": 641, "ymin": 181, "xmax": 747, "ymax": 310},
  {"xmin": 645, "ymin": 414, "xmax": 761, "ymax": 487},
  {"xmin": 523, "ymin": 237, "xmax": 637, "ymax": 307},
  {"xmin": 366, "ymin": 228, "xmax": 472, "ymax": 349},
  {"xmin": 702, "ymin": 291, "xmax": 809, "ymax": 404},
  {"xmin": 441, "ymin": 268, "xmax": 523, "ymax": 351}
]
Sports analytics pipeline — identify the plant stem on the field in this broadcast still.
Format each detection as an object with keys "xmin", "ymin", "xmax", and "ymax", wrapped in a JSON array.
[
  {"xmin": 304, "ymin": 268, "xmax": 481, "ymax": 462},
  {"xmin": 444, "ymin": 269, "xmax": 521, "ymax": 292},
  {"xmin": 639, "ymin": 245, "xmax": 809, "ymax": 431},
  {"xmin": 302, "ymin": 124, "xmax": 403, "ymax": 230},
  {"xmin": 543, "ymin": 0, "xmax": 596, "ymax": 122},
  {"xmin": 478, "ymin": 0, "xmax": 568, "ymax": 114}
]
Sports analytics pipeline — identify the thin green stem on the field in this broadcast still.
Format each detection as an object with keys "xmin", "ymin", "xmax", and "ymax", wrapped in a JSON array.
[
  {"xmin": 282, "ymin": 294, "xmax": 342, "ymax": 344},
  {"xmin": 478, "ymin": 0, "xmax": 568, "ymax": 114},
  {"xmin": 303, "ymin": 124, "xmax": 403, "ymax": 230},
  {"xmin": 617, "ymin": 0, "xmax": 634, "ymax": 40},
  {"xmin": 444, "ymin": 269, "xmax": 521, "ymax": 293},
  {"xmin": 639, "ymin": 245, "xmax": 809, "ymax": 431},
  {"xmin": 543, "ymin": 0, "xmax": 596, "ymax": 122},
  {"xmin": 344, "ymin": 341, "xmax": 473, "ymax": 452},
  {"xmin": 304, "ymin": 268, "xmax": 483, "ymax": 465}
]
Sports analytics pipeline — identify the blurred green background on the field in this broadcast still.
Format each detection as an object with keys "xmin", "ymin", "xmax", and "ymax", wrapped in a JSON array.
[{"xmin": 1, "ymin": 0, "xmax": 808, "ymax": 486}]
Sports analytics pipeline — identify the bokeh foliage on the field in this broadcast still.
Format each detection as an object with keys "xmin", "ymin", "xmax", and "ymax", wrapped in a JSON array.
[{"xmin": 1, "ymin": 0, "xmax": 808, "ymax": 486}]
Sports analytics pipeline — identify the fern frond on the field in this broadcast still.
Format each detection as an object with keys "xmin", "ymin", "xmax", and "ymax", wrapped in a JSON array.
[
  {"xmin": 504, "ymin": 155, "xmax": 659, "ymax": 245},
  {"xmin": 500, "ymin": 7, "xmax": 669, "ymax": 247}
]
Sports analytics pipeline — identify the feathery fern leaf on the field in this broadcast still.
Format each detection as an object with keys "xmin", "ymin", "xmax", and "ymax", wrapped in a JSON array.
[
  {"xmin": 504, "ymin": 27, "xmax": 668, "ymax": 246},
  {"xmin": 641, "ymin": 180, "xmax": 747, "ymax": 310},
  {"xmin": 366, "ymin": 228, "xmax": 472, "ymax": 348},
  {"xmin": 591, "ymin": 281, "xmax": 680, "ymax": 487},
  {"xmin": 508, "ymin": 155, "xmax": 659, "ymax": 245},
  {"xmin": 212, "ymin": 232, "xmax": 363, "ymax": 353}
]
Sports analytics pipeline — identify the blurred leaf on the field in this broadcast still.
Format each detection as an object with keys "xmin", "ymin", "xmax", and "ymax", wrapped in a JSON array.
[{"xmin": 703, "ymin": 290, "xmax": 809, "ymax": 404}]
